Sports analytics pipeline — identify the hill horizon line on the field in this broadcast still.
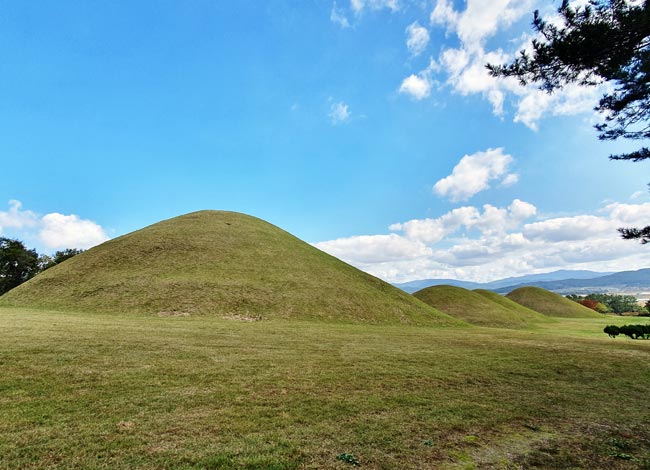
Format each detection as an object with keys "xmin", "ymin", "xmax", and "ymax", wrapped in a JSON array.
[{"xmin": 394, "ymin": 268, "xmax": 650, "ymax": 295}]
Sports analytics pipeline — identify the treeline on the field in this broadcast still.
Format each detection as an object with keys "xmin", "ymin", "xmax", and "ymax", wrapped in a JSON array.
[
  {"xmin": 566, "ymin": 293, "xmax": 648, "ymax": 315},
  {"xmin": 0, "ymin": 237, "xmax": 83, "ymax": 295},
  {"xmin": 604, "ymin": 324, "xmax": 650, "ymax": 340}
]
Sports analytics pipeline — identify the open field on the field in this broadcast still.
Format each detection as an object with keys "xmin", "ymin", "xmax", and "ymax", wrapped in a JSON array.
[{"xmin": 1, "ymin": 308, "xmax": 649, "ymax": 469}]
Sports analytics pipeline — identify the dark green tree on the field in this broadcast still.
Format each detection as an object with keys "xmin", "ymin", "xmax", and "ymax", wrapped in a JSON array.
[
  {"xmin": 0, "ymin": 237, "xmax": 40, "ymax": 295},
  {"xmin": 487, "ymin": 0, "xmax": 650, "ymax": 242},
  {"xmin": 40, "ymin": 248, "xmax": 84, "ymax": 271}
]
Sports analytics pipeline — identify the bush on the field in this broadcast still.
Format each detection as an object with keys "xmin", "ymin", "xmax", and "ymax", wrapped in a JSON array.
[
  {"xmin": 614, "ymin": 324, "xmax": 650, "ymax": 340},
  {"xmin": 604, "ymin": 325, "xmax": 620, "ymax": 338},
  {"xmin": 579, "ymin": 299, "xmax": 599, "ymax": 310}
]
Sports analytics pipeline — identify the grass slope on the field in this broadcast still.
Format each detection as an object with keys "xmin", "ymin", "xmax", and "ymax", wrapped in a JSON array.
[
  {"xmin": 473, "ymin": 289, "xmax": 552, "ymax": 323},
  {"xmin": 1, "ymin": 308, "xmax": 649, "ymax": 469},
  {"xmin": 507, "ymin": 286, "xmax": 602, "ymax": 319},
  {"xmin": 414, "ymin": 285, "xmax": 548, "ymax": 328},
  {"xmin": 0, "ymin": 211, "xmax": 454, "ymax": 326}
]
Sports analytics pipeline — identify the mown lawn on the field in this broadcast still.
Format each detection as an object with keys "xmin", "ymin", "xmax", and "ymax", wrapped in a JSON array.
[{"xmin": 1, "ymin": 308, "xmax": 649, "ymax": 469}]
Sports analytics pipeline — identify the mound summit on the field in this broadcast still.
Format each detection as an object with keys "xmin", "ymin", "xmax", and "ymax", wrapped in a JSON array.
[
  {"xmin": 413, "ymin": 285, "xmax": 548, "ymax": 328},
  {"xmin": 506, "ymin": 286, "xmax": 601, "ymax": 319},
  {"xmin": 0, "ymin": 211, "xmax": 456, "ymax": 325}
]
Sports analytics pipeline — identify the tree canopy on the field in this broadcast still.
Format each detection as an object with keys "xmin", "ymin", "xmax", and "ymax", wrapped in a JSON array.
[
  {"xmin": 0, "ymin": 238, "xmax": 84, "ymax": 295},
  {"xmin": 0, "ymin": 237, "xmax": 40, "ymax": 295},
  {"xmin": 488, "ymin": 0, "xmax": 650, "ymax": 242}
]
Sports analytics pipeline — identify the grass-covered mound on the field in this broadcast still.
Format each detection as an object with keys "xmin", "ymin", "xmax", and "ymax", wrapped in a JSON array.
[
  {"xmin": 0, "ymin": 211, "xmax": 455, "ymax": 325},
  {"xmin": 506, "ymin": 286, "xmax": 602, "ymax": 319},
  {"xmin": 413, "ymin": 285, "xmax": 547, "ymax": 328},
  {"xmin": 473, "ymin": 289, "xmax": 552, "ymax": 323}
]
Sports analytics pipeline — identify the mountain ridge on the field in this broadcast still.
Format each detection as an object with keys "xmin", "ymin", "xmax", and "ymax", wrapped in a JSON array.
[{"xmin": 395, "ymin": 269, "xmax": 650, "ymax": 295}]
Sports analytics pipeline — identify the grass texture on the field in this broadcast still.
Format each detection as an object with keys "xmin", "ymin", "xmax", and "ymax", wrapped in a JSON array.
[
  {"xmin": 1, "ymin": 308, "xmax": 649, "ymax": 469},
  {"xmin": 413, "ymin": 285, "xmax": 549, "ymax": 328},
  {"xmin": 0, "ymin": 211, "xmax": 454, "ymax": 326},
  {"xmin": 507, "ymin": 286, "xmax": 603, "ymax": 319}
]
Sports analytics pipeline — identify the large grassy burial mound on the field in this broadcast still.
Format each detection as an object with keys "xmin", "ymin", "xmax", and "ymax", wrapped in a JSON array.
[
  {"xmin": 0, "ymin": 211, "xmax": 455, "ymax": 325},
  {"xmin": 473, "ymin": 289, "xmax": 552, "ymax": 323},
  {"xmin": 413, "ymin": 285, "xmax": 547, "ymax": 328},
  {"xmin": 506, "ymin": 286, "xmax": 602, "ymax": 319}
]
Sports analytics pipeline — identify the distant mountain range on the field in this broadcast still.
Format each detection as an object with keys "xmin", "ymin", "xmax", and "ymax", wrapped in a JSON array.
[{"xmin": 393, "ymin": 269, "xmax": 650, "ymax": 295}]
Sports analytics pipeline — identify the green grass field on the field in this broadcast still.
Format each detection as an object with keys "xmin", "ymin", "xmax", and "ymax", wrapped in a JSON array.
[{"xmin": 2, "ymin": 308, "xmax": 649, "ymax": 469}]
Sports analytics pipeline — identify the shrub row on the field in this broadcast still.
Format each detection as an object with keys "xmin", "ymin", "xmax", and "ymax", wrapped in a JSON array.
[{"xmin": 604, "ymin": 324, "xmax": 650, "ymax": 340}]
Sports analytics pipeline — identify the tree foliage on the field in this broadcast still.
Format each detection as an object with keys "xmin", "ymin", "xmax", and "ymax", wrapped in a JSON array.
[
  {"xmin": 0, "ymin": 238, "xmax": 84, "ymax": 295},
  {"xmin": 0, "ymin": 237, "xmax": 40, "ymax": 295},
  {"xmin": 604, "ymin": 323, "xmax": 650, "ymax": 338},
  {"xmin": 568, "ymin": 292, "xmax": 641, "ymax": 313},
  {"xmin": 488, "ymin": 0, "xmax": 650, "ymax": 241},
  {"xmin": 579, "ymin": 298, "xmax": 600, "ymax": 310},
  {"xmin": 40, "ymin": 248, "xmax": 85, "ymax": 271}
]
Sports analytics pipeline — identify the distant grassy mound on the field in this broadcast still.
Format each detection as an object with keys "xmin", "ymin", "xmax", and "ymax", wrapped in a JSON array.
[
  {"xmin": 473, "ymin": 289, "xmax": 552, "ymax": 323},
  {"xmin": 0, "ymin": 211, "xmax": 456, "ymax": 325},
  {"xmin": 413, "ymin": 285, "xmax": 547, "ymax": 328},
  {"xmin": 506, "ymin": 286, "xmax": 602, "ymax": 318}
]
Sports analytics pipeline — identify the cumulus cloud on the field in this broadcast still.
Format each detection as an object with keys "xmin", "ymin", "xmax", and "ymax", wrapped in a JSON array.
[
  {"xmin": 315, "ymin": 199, "xmax": 650, "ymax": 283},
  {"xmin": 329, "ymin": 100, "xmax": 351, "ymax": 124},
  {"xmin": 398, "ymin": 58, "xmax": 438, "ymax": 100},
  {"xmin": 0, "ymin": 200, "xmax": 38, "ymax": 233},
  {"xmin": 406, "ymin": 22, "xmax": 429, "ymax": 56},
  {"xmin": 313, "ymin": 233, "xmax": 432, "ymax": 264},
  {"xmin": 39, "ymin": 213, "xmax": 110, "ymax": 250},
  {"xmin": 0, "ymin": 200, "xmax": 109, "ymax": 251},
  {"xmin": 392, "ymin": 0, "xmax": 606, "ymax": 129},
  {"xmin": 433, "ymin": 147, "xmax": 515, "ymax": 201},
  {"xmin": 399, "ymin": 74, "xmax": 431, "ymax": 100}
]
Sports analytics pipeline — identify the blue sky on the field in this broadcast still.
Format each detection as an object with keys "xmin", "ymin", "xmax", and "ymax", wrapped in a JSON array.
[{"xmin": 1, "ymin": 0, "xmax": 649, "ymax": 282}]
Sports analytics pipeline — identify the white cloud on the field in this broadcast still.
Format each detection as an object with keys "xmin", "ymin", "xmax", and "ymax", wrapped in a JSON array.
[
  {"xmin": 399, "ymin": 74, "xmax": 432, "ymax": 100},
  {"xmin": 523, "ymin": 215, "xmax": 614, "ymax": 242},
  {"xmin": 39, "ymin": 213, "xmax": 110, "ymax": 250},
  {"xmin": 390, "ymin": 206, "xmax": 481, "ymax": 243},
  {"xmin": 330, "ymin": 2, "xmax": 351, "ymax": 28},
  {"xmin": 315, "ymin": 199, "xmax": 650, "ymax": 284},
  {"xmin": 0, "ymin": 200, "xmax": 38, "ymax": 233},
  {"xmin": 501, "ymin": 173, "xmax": 519, "ymax": 187},
  {"xmin": 449, "ymin": 0, "xmax": 534, "ymax": 52},
  {"xmin": 351, "ymin": 0, "xmax": 400, "ymax": 14},
  {"xmin": 314, "ymin": 233, "xmax": 432, "ymax": 263},
  {"xmin": 329, "ymin": 101, "xmax": 351, "ymax": 124},
  {"xmin": 509, "ymin": 198, "xmax": 536, "ymax": 219},
  {"xmin": 394, "ymin": 0, "xmax": 606, "ymax": 129},
  {"xmin": 603, "ymin": 201, "xmax": 650, "ymax": 225},
  {"xmin": 406, "ymin": 22, "xmax": 429, "ymax": 56},
  {"xmin": 630, "ymin": 190, "xmax": 645, "ymax": 200},
  {"xmin": 433, "ymin": 147, "xmax": 515, "ymax": 201},
  {"xmin": 0, "ymin": 200, "xmax": 109, "ymax": 251},
  {"xmin": 430, "ymin": 0, "xmax": 458, "ymax": 28}
]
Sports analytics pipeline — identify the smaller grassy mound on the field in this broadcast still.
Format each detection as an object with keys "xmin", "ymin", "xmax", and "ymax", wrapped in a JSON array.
[
  {"xmin": 414, "ymin": 285, "xmax": 548, "ymax": 328},
  {"xmin": 473, "ymin": 289, "xmax": 553, "ymax": 323},
  {"xmin": 506, "ymin": 287, "xmax": 602, "ymax": 319}
]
